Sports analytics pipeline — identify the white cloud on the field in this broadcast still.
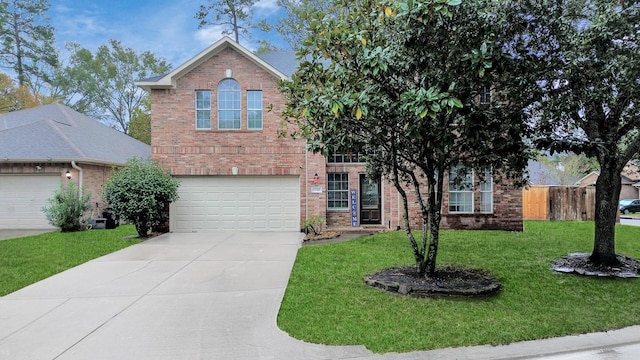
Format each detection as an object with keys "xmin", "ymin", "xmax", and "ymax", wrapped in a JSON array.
[
  {"xmin": 194, "ymin": 26, "xmax": 227, "ymax": 47},
  {"xmin": 254, "ymin": 0, "xmax": 280, "ymax": 12}
]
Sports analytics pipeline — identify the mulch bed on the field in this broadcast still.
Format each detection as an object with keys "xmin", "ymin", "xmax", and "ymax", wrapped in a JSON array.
[
  {"xmin": 364, "ymin": 266, "xmax": 501, "ymax": 298},
  {"xmin": 551, "ymin": 253, "xmax": 640, "ymax": 278}
]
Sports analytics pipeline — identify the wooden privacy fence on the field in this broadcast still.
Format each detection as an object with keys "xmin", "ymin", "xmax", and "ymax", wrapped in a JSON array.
[{"xmin": 523, "ymin": 186, "xmax": 596, "ymax": 221}]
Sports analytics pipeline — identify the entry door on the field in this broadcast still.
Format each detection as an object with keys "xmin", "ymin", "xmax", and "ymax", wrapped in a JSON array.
[{"xmin": 359, "ymin": 174, "xmax": 381, "ymax": 224}]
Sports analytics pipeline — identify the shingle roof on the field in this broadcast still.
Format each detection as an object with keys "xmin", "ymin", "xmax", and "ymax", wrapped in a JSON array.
[
  {"xmin": 0, "ymin": 103, "xmax": 150, "ymax": 165},
  {"xmin": 256, "ymin": 50, "xmax": 299, "ymax": 77}
]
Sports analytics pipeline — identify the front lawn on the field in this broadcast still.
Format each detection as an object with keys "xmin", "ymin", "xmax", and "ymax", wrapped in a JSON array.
[
  {"xmin": 0, "ymin": 225, "xmax": 139, "ymax": 296},
  {"xmin": 278, "ymin": 221, "xmax": 640, "ymax": 353}
]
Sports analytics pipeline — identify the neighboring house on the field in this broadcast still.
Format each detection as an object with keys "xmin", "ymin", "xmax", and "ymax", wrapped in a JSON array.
[
  {"xmin": 0, "ymin": 103, "xmax": 150, "ymax": 229},
  {"xmin": 526, "ymin": 159, "xmax": 583, "ymax": 186},
  {"xmin": 576, "ymin": 163, "xmax": 640, "ymax": 200},
  {"xmin": 136, "ymin": 37, "xmax": 523, "ymax": 233}
]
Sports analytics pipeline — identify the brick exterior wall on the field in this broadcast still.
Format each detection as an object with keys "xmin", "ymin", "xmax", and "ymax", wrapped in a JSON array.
[
  {"xmin": 0, "ymin": 162, "xmax": 114, "ymax": 217},
  {"xmin": 147, "ymin": 42, "xmax": 524, "ymax": 232}
]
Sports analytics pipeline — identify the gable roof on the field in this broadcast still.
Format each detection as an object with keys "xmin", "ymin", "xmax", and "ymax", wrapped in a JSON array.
[
  {"xmin": 136, "ymin": 37, "xmax": 291, "ymax": 91},
  {"xmin": 0, "ymin": 103, "xmax": 150, "ymax": 165}
]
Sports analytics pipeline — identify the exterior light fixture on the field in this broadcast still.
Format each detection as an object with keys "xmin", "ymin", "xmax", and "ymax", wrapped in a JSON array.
[
  {"xmin": 312, "ymin": 173, "xmax": 320, "ymax": 184},
  {"xmin": 65, "ymin": 170, "xmax": 71, "ymax": 179}
]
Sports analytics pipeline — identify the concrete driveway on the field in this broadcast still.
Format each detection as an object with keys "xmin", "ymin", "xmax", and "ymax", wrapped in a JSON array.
[
  {"xmin": 2, "ymin": 231, "xmax": 640, "ymax": 360},
  {"xmin": 0, "ymin": 231, "xmax": 374, "ymax": 359},
  {"xmin": 0, "ymin": 229, "xmax": 54, "ymax": 241}
]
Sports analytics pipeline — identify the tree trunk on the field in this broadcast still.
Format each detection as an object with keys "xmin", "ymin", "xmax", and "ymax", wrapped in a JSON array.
[
  {"xmin": 590, "ymin": 162, "xmax": 622, "ymax": 266},
  {"xmin": 424, "ymin": 173, "xmax": 443, "ymax": 277}
]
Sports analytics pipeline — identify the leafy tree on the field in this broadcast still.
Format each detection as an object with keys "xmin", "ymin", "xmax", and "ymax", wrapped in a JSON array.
[
  {"xmin": 128, "ymin": 97, "xmax": 151, "ymax": 144},
  {"xmin": 0, "ymin": 72, "xmax": 40, "ymax": 112},
  {"xmin": 255, "ymin": 40, "xmax": 282, "ymax": 54},
  {"xmin": 103, "ymin": 158, "xmax": 180, "ymax": 238},
  {"xmin": 275, "ymin": 0, "xmax": 337, "ymax": 50},
  {"xmin": 52, "ymin": 40, "xmax": 171, "ymax": 134},
  {"xmin": 42, "ymin": 182, "xmax": 92, "ymax": 232},
  {"xmin": 281, "ymin": 0, "xmax": 533, "ymax": 276},
  {"xmin": 513, "ymin": 0, "xmax": 640, "ymax": 266},
  {"xmin": 195, "ymin": 0, "xmax": 259, "ymax": 43},
  {"xmin": 0, "ymin": 0, "xmax": 58, "ymax": 87}
]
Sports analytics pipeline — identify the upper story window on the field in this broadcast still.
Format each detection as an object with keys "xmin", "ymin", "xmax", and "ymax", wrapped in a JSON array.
[
  {"xmin": 327, "ymin": 151, "xmax": 365, "ymax": 164},
  {"xmin": 195, "ymin": 90, "xmax": 211, "ymax": 129},
  {"xmin": 448, "ymin": 164, "xmax": 474, "ymax": 213},
  {"xmin": 247, "ymin": 90, "xmax": 263, "ymax": 130},
  {"xmin": 218, "ymin": 79, "xmax": 241, "ymax": 129}
]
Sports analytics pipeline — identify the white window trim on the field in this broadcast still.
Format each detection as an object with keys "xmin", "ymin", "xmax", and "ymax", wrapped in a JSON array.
[
  {"xmin": 217, "ymin": 79, "xmax": 241, "ymax": 130},
  {"xmin": 247, "ymin": 90, "xmax": 263, "ymax": 130},
  {"xmin": 448, "ymin": 165, "xmax": 474, "ymax": 214},
  {"xmin": 480, "ymin": 167, "xmax": 493, "ymax": 213},
  {"xmin": 327, "ymin": 173, "xmax": 350, "ymax": 210},
  {"xmin": 195, "ymin": 90, "xmax": 211, "ymax": 130}
]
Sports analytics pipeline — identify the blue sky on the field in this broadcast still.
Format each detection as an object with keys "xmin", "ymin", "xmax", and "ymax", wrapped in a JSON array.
[{"xmin": 49, "ymin": 0, "xmax": 288, "ymax": 69}]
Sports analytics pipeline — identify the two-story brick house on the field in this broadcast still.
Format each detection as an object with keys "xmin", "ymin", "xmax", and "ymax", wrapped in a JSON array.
[{"xmin": 136, "ymin": 37, "xmax": 523, "ymax": 233}]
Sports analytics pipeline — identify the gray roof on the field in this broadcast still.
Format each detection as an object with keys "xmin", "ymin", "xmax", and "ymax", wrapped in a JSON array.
[
  {"xmin": 256, "ymin": 50, "xmax": 299, "ymax": 77},
  {"xmin": 0, "ymin": 103, "xmax": 150, "ymax": 165}
]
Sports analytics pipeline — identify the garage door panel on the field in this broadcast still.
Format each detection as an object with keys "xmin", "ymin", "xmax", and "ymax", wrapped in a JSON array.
[
  {"xmin": 170, "ymin": 176, "xmax": 300, "ymax": 232},
  {"xmin": 0, "ymin": 175, "xmax": 59, "ymax": 229}
]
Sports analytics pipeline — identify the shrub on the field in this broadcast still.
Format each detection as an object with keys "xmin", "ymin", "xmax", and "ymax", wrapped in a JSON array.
[
  {"xmin": 302, "ymin": 215, "xmax": 325, "ymax": 235},
  {"xmin": 42, "ymin": 182, "xmax": 92, "ymax": 232},
  {"xmin": 103, "ymin": 158, "xmax": 179, "ymax": 237}
]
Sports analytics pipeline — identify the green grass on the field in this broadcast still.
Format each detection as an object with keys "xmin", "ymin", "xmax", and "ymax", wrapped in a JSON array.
[
  {"xmin": 278, "ymin": 221, "xmax": 640, "ymax": 353},
  {"xmin": 0, "ymin": 225, "xmax": 140, "ymax": 296}
]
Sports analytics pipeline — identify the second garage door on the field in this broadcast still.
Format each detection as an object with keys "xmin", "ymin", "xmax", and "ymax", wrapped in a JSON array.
[
  {"xmin": 0, "ymin": 175, "xmax": 59, "ymax": 229},
  {"xmin": 170, "ymin": 176, "xmax": 300, "ymax": 232}
]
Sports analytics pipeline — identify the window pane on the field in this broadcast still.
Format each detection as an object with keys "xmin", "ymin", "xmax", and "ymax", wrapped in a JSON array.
[
  {"xmin": 327, "ymin": 173, "xmax": 349, "ymax": 210},
  {"xmin": 449, "ymin": 165, "xmax": 473, "ymax": 213},
  {"xmin": 218, "ymin": 79, "xmax": 240, "ymax": 129},
  {"xmin": 481, "ymin": 167, "xmax": 493, "ymax": 213},
  {"xmin": 195, "ymin": 90, "xmax": 211, "ymax": 129},
  {"xmin": 247, "ymin": 90, "xmax": 262, "ymax": 130}
]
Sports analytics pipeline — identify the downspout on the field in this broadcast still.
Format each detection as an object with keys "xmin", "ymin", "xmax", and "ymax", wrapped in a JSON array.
[
  {"xmin": 305, "ymin": 148, "xmax": 308, "ymax": 228},
  {"xmin": 71, "ymin": 161, "xmax": 83, "ymax": 198}
]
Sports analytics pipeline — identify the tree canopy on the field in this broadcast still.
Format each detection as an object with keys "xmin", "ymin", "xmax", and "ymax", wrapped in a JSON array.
[
  {"xmin": 51, "ymin": 40, "xmax": 171, "ymax": 134},
  {"xmin": 0, "ymin": 72, "xmax": 40, "ymax": 112},
  {"xmin": 281, "ymin": 0, "xmax": 534, "ymax": 276},
  {"xmin": 0, "ymin": 0, "xmax": 58, "ymax": 88},
  {"xmin": 196, "ymin": 0, "xmax": 260, "ymax": 43},
  {"xmin": 513, "ymin": 0, "xmax": 640, "ymax": 266}
]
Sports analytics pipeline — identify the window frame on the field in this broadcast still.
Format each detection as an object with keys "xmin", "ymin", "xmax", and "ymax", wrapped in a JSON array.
[
  {"xmin": 217, "ymin": 79, "xmax": 241, "ymax": 130},
  {"xmin": 480, "ymin": 85, "xmax": 491, "ymax": 106},
  {"xmin": 246, "ymin": 90, "xmax": 263, "ymax": 130},
  {"xmin": 480, "ymin": 167, "xmax": 493, "ymax": 213},
  {"xmin": 195, "ymin": 90, "xmax": 211, "ymax": 130},
  {"xmin": 327, "ymin": 173, "xmax": 350, "ymax": 210},
  {"xmin": 448, "ymin": 165, "xmax": 474, "ymax": 213},
  {"xmin": 326, "ymin": 151, "xmax": 365, "ymax": 164}
]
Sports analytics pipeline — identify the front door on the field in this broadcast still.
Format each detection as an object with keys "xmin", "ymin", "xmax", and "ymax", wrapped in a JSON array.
[{"xmin": 360, "ymin": 174, "xmax": 381, "ymax": 224}]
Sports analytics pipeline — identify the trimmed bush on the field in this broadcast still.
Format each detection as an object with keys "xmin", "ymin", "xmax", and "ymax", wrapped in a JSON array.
[
  {"xmin": 103, "ymin": 158, "xmax": 179, "ymax": 237},
  {"xmin": 42, "ymin": 182, "xmax": 92, "ymax": 232}
]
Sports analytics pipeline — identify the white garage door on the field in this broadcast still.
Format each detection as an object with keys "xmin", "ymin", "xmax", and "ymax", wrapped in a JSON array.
[
  {"xmin": 0, "ymin": 175, "xmax": 59, "ymax": 229},
  {"xmin": 171, "ymin": 176, "xmax": 300, "ymax": 232}
]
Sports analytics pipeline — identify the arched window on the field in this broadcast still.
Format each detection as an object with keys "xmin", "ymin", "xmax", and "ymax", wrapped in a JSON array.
[{"xmin": 218, "ymin": 79, "xmax": 241, "ymax": 129}]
